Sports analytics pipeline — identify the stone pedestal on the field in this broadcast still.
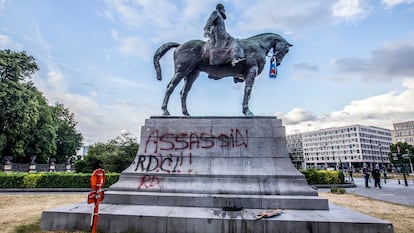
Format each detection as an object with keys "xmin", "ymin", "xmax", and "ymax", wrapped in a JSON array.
[
  {"xmin": 106, "ymin": 116, "xmax": 326, "ymax": 210},
  {"xmin": 41, "ymin": 116, "xmax": 393, "ymax": 233}
]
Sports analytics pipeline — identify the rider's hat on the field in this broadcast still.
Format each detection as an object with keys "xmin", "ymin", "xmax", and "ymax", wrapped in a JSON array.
[{"xmin": 216, "ymin": 3, "xmax": 225, "ymax": 10}]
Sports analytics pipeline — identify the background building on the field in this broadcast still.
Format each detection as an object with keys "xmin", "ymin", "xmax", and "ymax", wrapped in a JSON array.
[
  {"xmin": 76, "ymin": 146, "xmax": 89, "ymax": 160},
  {"xmin": 286, "ymin": 133, "xmax": 304, "ymax": 169},
  {"xmin": 392, "ymin": 120, "xmax": 414, "ymax": 146},
  {"xmin": 287, "ymin": 125, "xmax": 392, "ymax": 170}
]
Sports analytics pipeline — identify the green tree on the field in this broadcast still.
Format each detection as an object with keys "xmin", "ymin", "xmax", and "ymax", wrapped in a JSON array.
[
  {"xmin": 0, "ymin": 49, "xmax": 82, "ymax": 164},
  {"xmin": 0, "ymin": 80, "xmax": 55, "ymax": 163},
  {"xmin": 0, "ymin": 49, "xmax": 38, "ymax": 82},
  {"xmin": 23, "ymin": 85, "xmax": 57, "ymax": 163},
  {"xmin": 75, "ymin": 133, "xmax": 138, "ymax": 173},
  {"xmin": 390, "ymin": 142, "xmax": 414, "ymax": 154},
  {"xmin": 102, "ymin": 133, "xmax": 139, "ymax": 172},
  {"xmin": 51, "ymin": 103, "xmax": 83, "ymax": 163},
  {"xmin": 389, "ymin": 142, "xmax": 414, "ymax": 172}
]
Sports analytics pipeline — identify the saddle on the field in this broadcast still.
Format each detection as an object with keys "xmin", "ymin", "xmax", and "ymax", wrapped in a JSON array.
[{"xmin": 208, "ymin": 47, "xmax": 234, "ymax": 65}]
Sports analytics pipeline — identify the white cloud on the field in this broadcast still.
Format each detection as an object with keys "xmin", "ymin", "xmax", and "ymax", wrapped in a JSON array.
[
  {"xmin": 104, "ymin": 1, "xmax": 204, "ymax": 58},
  {"xmin": 331, "ymin": 0, "xmax": 371, "ymax": 21},
  {"xmin": 46, "ymin": 70, "xmax": 65, "ymax": 91},
  {"xmin": 278, "ymin": 108, "xmax": 317, "ymax": 124},
  {"xmin": 117, "ymin": 36, "xmax": 152, "ymax": 60},
  {"xmin": 285, "ymin": 78, "xmax": 414, "ymax": 134},
  {"xmin": 104, "ymin": 0, "xmax": 179, "ymax": 30},
  {"xmin": 382, "ymin": 0, "xmax": 414, "ymax": 8},
  {"xmin": 237, "ymin": 1, "xmax": 331, "ymax": 33},
  {"xmin": 0, "ymin": 0, "xmax": 7, "ymax": 12},
  {"xmin": 182, "ymin": 0, "xmax": 216, "ymax": 20},
  {"xmin": 0, "ymin": 34, "xmax": 22, "ymax": 50},
  {"xmin": 36, "ymin": 72, "xmax": 155, "ymax": 145}
]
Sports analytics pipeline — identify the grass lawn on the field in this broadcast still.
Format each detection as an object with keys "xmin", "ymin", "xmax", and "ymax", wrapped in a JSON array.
[
  {"xmin": 320, "ymin": 192, "xmax": 414, "ymax": 233},
  {"xmin": 1, "ymin": 192, "xmax": 413, "ymax": 233}
]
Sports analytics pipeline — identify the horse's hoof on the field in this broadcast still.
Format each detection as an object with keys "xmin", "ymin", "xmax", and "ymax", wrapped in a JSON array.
[
  {"xmin": 244, "ymin": 110, "xmax": 254, "ymax": 117},
  {"xmin": 183, "ymin": 112, "xmax": 191, "ymax": 117},
  {"xmin": 162, "ymin": 110, "xmax": 170, "ymax": 116}
]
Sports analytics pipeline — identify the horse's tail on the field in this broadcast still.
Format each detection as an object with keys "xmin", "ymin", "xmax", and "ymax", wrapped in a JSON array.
[{"xmin": 153, "ymin": 42, "xmax": 180, "ymax": 81}]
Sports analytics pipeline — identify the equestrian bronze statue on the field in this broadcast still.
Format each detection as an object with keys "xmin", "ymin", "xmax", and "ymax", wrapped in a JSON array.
[
  {"xmin": 153, "ymin": 4, "xmax": 291, "ymax": 116},
  {"xmin": 154, "ymin": 32, "xmax": 291, "ymax": 116}
]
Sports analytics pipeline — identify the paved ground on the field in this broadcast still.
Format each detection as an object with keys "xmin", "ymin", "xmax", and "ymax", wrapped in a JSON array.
[{"xmin": 319, "ymin": 177, "xmax": 414, "ymax": 207}]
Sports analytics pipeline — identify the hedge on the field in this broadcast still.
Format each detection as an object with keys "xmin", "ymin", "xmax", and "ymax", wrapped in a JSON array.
[
  {"xmin": 1, "ymin": 169, "xmax": 344, "ymax": 188},
  {"xmin": 300, "ymin": 168, "xmax": 344, "ymax": 185},
  {"xmin": 0, "ymin": 172, "xmax": 120, "ymax": 189}
]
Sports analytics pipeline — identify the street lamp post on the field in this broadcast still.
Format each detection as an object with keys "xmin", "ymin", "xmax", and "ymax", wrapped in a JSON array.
[
  {"xmin": 397, "ymin": 145, "xmax": 408, "ymax": 186},
  {"xmin": 406, "ymin": 149, "xmax": 414, "ymax": 175}
]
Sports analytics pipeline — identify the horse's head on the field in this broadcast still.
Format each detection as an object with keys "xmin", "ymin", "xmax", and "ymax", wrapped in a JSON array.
[{"xmin": 274, "ymin": 41, "xmax": 292, "ymax": 66}]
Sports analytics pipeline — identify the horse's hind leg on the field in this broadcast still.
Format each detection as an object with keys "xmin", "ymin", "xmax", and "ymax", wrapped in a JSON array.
[
  {"xmin": 180, "ymin": 69, "xmax": 200, "ymax": 116},
  {"xmin": 161, "ymin": 72, "xmax": 185, "ymax": 115}
]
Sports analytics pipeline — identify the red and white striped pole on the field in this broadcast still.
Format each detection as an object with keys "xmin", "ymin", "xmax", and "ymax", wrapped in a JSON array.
[{"xmin": 87, "ymin": 168, "xmax": 106, "ymax": 233}]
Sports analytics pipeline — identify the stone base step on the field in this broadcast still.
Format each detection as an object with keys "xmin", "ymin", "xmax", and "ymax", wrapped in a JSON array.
[
  {"xmin": 41, "ymin": 203, "xmax": 393, "ymax": 233},
  {"xmin": 104, "ymin": 190, "xmax": 329, "ymax": 210}
]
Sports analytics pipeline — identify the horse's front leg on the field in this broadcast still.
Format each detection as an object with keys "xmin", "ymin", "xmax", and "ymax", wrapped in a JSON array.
[
  {"xmin": 180, "ymin": 69, "xmax": 200, "ymax": 116},
  {"xmin": 242, "ymin": 66, "xmax": 258, "ymax": 116}
]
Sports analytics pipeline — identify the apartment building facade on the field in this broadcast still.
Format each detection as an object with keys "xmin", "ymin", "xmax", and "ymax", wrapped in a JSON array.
[
  {"xmin": 286, "ymin": 133, "xmax": 304, "ymax": 169},
  {"xmin": 287, "ymin": 125, "xmax": 392, "ymax": 170},
  {"xmin": 392, "ymin": 120, "xmax": 414, "ymax": 146}
]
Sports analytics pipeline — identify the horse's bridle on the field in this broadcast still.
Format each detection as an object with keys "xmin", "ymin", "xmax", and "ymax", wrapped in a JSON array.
[{"xmin": 272, "ymin": 43, "xmax": 289, "ymax": 66}]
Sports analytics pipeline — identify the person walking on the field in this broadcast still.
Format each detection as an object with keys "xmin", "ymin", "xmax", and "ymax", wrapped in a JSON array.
[
  {"xmin": 372, "ymin": 164, "xmax": 382, "ymax": 189},
  {"xmin": 348, "ymin": 166, "xmax": 354, "ymax": 182},
  {"xmin": 362, "ymin": 163, "xmax": 370, "ymax": 188}
]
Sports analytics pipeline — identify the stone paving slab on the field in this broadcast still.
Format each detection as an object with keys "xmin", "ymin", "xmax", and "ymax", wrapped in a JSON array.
[{"xmin": 319, "ymin": 178, "xmax": 414, "ymax": 207}]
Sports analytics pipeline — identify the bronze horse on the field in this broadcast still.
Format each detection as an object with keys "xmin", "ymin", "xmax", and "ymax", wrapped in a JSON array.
[{"xmin": 153, "ymin": 33, "xmax": 292, "ymax": 116}]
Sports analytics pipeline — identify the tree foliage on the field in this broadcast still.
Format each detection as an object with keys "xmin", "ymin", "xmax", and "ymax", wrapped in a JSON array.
[
  {"xmin": 75, "ymin": 133, "xmax": 138, "ymax": 173},
  {"xmin": 51, "ymin": 103, "xmax": 83, "ymax": 163},
  {"xmin": 0, "ymin": 49, "xmax": 38, "ymax": 82},
  {"xmin": 389, "ymin": 142, "xmax": 414, "ymax": 155},
  {"xmin": 0, "ymin": 49, "xmax": 82, "ymax": 164},
  {"xmin": 389, "ymin": 142, "xmax": 414, "ymax": 172}
]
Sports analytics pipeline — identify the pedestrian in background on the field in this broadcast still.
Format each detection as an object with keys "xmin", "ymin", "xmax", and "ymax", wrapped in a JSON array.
[
  {"xmin": 362, "ymin": 163, "xmax": 370, "ymax": 188},
  {"xmin": 372, "ymin": 164, "xmax": 382, "ymax": 189},
  {"xmin": 348, "ymin": 166, "xmax": 354, "ymax": 182}
]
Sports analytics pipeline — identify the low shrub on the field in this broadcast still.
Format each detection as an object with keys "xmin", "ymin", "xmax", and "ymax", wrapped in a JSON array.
[
  {"xmin": 331, "ymin": 186, "xmax": 346, "ymax": 194},
  {"xmin": 0, "ymin": 172, "xmax": 25, "ymax": 188},
  {"xmin": 0, "ymin": 172, "xmax": 120, "ymax": 189},
  {"xmin": 300, "ymin": 168, "xmax": 342, "ymax": 185}
]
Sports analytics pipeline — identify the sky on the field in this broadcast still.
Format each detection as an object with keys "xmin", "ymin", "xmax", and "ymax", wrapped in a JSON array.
[{"xmin": 1, "ymin": 0, "xmax": 414, "ymax": 145}]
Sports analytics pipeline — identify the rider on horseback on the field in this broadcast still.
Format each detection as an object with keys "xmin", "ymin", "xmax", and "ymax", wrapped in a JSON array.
[{"xmin": 204, "ymin": 3, "xmax": 245, "ymax": 67}]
